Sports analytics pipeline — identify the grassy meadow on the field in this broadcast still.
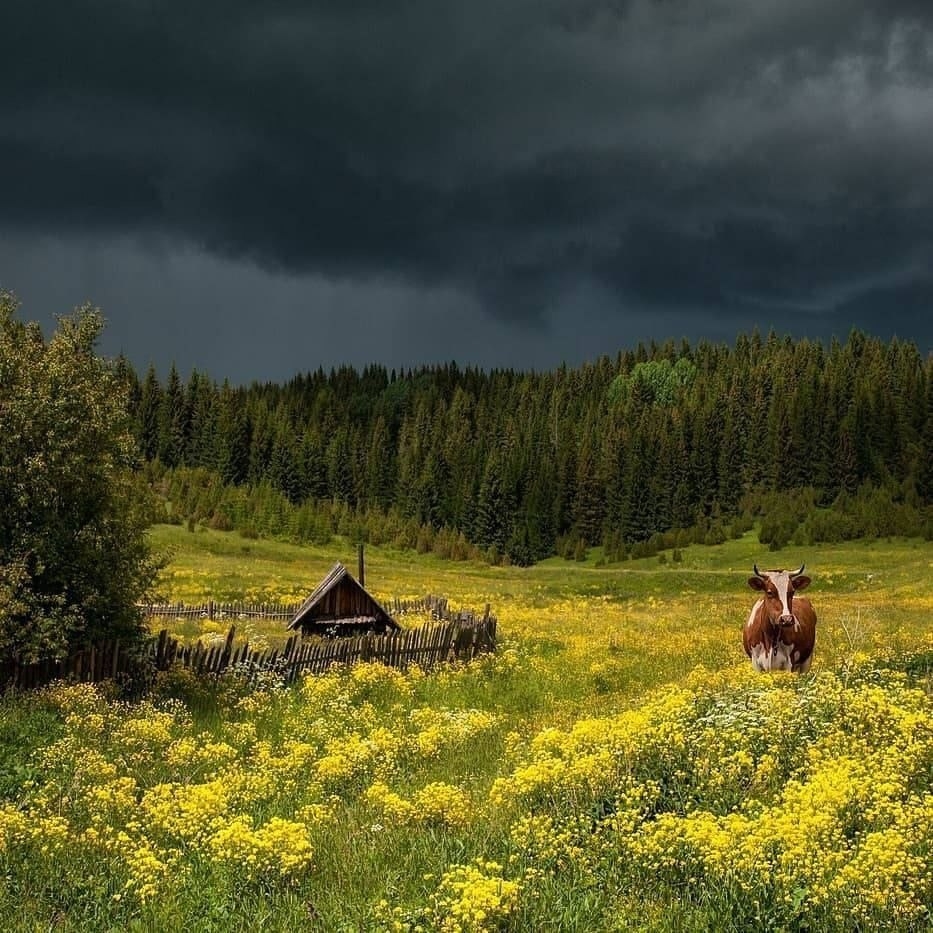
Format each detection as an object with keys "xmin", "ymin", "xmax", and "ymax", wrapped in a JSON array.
[{"xmin": 1, "ymin": 526, "xmax": 932, "ymax": 931}]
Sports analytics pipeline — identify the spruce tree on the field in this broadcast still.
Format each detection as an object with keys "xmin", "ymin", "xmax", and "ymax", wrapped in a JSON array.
[
  {"xmin": 918, "ymin": 372, "xmax": 933, "ymax": 503},
  {"xmin": 156, "ymin": 363, "xmax": 185, "ymax": 467},
  {"xmin": 137, "ymin": 364, "xmax": 162, "ymax": 462}
]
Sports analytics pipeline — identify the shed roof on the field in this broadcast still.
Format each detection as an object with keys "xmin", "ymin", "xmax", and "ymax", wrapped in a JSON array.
[{"xmin": 287, "ymin": 562, "xmax": 399, "ymax": 632}]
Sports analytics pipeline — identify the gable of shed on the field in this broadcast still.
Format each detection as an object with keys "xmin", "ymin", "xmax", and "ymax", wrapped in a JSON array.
[{"xmin": 288, "ymin": 562, "xmax": 398, "ymax": 632}]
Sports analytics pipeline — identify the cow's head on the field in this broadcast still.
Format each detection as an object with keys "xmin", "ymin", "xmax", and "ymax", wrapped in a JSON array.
[{"xmin": 748, "ymin": 564, "xmax": 811, "ymax": 628}]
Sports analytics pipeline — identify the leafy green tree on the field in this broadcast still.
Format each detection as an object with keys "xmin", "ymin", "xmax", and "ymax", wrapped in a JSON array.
[
  {"xmin": 0, "ymin": 294, "xmax": 161, "ymax": 662},
  {"xmin": 608, "ymin": 357, "xmax": 697, "ymax": 407}
]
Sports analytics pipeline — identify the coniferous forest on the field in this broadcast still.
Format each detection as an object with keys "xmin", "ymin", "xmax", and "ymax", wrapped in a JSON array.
[{"xmin": 124, "ymin": 331, "xmax": 933, "ymax": 564}]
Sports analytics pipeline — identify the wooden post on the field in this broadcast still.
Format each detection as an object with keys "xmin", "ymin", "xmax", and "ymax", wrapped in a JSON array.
[
  {"xmin": 155, "ymin": 629, "xmax": 168, "ymax": 669},
  {"xmin": 358, "ymin": 543, "xmax": 365, "ymax": 589},
  {"xmin": 219, "ymin": 626, "xmax": 236, "ymax": 672}
]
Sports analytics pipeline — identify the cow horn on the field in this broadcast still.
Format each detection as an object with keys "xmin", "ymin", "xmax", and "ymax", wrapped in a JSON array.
[
  {"xmin": 791, "ymin": 563, "xmax": 805, "ymax": 577},
  {"xmin": 753, "ymin": 563, "xmax": 764, "ymax": 578}
]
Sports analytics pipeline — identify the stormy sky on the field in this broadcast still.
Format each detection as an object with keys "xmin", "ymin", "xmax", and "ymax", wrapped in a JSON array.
[{"xmin": 1, "ymin": 0, "xmax": 931, "ymax": 382}]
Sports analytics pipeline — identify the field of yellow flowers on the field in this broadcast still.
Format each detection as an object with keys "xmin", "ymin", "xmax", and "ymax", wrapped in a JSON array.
[{"xmin": 0, "ymin": 526, "xmax": 931, "ymax": 931}]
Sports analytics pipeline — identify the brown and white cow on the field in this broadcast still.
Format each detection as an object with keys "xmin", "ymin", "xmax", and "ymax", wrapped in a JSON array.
[{"xmin": 743, "ymin": 564, "xmax": 816, "ymax": 673}]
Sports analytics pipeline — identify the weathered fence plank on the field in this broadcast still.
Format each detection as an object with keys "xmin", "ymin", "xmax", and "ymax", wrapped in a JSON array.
[{"xmin": 140, "ymin": 601, "xmax": 302, "ymax": 622}]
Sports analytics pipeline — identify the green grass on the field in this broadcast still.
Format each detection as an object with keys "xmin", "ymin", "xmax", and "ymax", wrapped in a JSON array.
[
  {"xmin": 149, "ymin": 521, "xmax": 931, "ymax": 600},
  {"xmin": 146, "ymin": 523, "xmax": 933, "ymax": 774},
  {"xmin": 147, "ymin": 523, "xmax": 932, "ymax": 706},
  {"xmin": 0, "ymin": 527, "xmax": 929, "ymax": 931}
]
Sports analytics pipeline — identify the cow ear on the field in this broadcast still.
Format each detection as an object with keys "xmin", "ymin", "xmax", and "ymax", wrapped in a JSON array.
[
  {"xmin": 793, "ymin": 575, "xmax": 811, "ymax": 591},
  {"xmin": 748, "ymin": 576, "xmax": 766, "ymax": 591}
]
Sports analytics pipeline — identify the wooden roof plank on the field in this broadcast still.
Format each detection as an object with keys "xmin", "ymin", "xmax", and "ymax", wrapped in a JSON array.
[{"xmin": 287, "ymin": 562, "xmax": 399, "ymax": 632}]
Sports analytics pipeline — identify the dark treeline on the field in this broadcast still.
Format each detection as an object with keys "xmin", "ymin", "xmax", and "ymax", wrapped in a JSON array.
[{"xmin": 123, "ymin": 330, "xmax": 933, "ymax": 563}]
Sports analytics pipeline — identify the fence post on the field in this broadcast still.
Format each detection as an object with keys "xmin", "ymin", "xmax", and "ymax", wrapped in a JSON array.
[
  {"xmin": 219, "ymin": 626, "xmax": 236, "ymax": 672},
  {"xmin": 155, "ymin": 629, "xmax": 168, "ymax": 669}
]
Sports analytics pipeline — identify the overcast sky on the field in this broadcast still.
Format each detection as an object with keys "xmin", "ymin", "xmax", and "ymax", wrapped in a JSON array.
[{"xmin": 1, "ymin": 0, "xmax": 931, "ymax": 383}]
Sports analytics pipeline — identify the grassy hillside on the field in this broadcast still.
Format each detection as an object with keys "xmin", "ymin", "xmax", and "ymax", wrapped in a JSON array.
[
  {"xmin": 149, "ymin": 524, "xmax": 932, "ymax": 712},
  {"xmin": 0, "ymin": 530, "xmax": 930, "ymax": 931}
]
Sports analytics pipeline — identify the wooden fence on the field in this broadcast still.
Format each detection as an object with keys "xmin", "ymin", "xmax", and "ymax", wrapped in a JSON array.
[
  {"xmin": 1, "ymin": 597, "xmax": 497, "ymax": 691},
  {"xmin": 139, "ymin": 594, "xmax": 492, "ymax": 626},
  {"xmin": 390, "ymin": 594, "xmax": 493, "ymax": 626},
  {"xmin": 0, "ymin": 641, "xmax": 139, "ymax": 692},
  {"xmin": 151, "ymin": 616, "xmax": 496, "ymax": 683},
  {"xmin": 140, "ymin": 601, "xmax": 300, "ymax": 622}
]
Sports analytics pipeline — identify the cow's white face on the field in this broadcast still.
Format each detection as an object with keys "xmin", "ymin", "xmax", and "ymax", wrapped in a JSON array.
[{"xmin": 748, "ymin": 568, "xmax": 810, "ymax": 627}]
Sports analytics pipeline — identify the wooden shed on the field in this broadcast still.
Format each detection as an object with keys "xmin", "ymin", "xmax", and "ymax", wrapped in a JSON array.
[{"xmin": 287, "ymin": 562, "xmax": 399, "ymax": 637}]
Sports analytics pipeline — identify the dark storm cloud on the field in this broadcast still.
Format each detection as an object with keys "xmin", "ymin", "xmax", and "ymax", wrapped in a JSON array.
[{"xmin": 1, "ymin": 0, "xmax": 931, "ymax": 337}]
